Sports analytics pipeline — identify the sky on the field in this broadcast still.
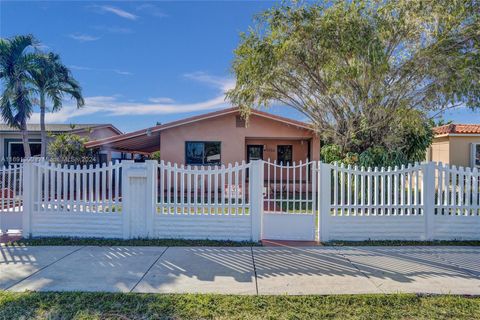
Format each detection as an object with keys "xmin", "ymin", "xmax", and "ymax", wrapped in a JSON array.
[{"xmin": 1, "ymin": 0, "xmax": 478, "ymax": 133}]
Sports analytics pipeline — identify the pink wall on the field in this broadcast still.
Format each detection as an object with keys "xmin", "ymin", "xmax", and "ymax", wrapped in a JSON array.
[{"xmin": 160, "ymin": 112, "xmax": 320, "ymax": 165}]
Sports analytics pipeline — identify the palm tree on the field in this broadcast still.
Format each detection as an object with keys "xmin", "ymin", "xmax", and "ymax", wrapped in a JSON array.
[
  {"xmin": 0, "ymin": 35, "xmax": 37, "ymax": 158},
  {"xmin": 30, "ymin": 52, "xmax": 84, "ymax": 157}
]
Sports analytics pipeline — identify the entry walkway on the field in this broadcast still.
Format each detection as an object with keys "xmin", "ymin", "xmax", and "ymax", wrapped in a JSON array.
[{"xmin": 1, "ymin": 245, "xmax": 479, "ymax": 295}]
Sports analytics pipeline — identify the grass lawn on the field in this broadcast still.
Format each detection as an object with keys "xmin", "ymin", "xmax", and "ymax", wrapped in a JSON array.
[
  {"xmin": 5, "ymin": 237, "xmax": 480, "ymax": 247},
  {"xmin": 0, "ymin": 292, "xmax": 479, "ymax": 320},
  {"xmin": 4, "ymin": 237, "xmax": 259, "ymax": 247}
]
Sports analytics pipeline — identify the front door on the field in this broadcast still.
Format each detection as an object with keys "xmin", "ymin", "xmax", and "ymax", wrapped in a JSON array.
[{"xmin": 247, "ymin": 145, "xmax": 263, "ymax": 162}]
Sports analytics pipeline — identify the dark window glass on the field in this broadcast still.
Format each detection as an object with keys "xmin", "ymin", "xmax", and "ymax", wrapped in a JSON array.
[
  {"xmin": 186, "ymin": 142, "xmax": 221, "ymax": 165},
  {"xmin": 475, "ymin": 144, "xmax": 480, "ymax": 167},
  {"xmin": 277, "ymin": 145, "xmax": 293, "ymax": 165},
  {"xmin": 10, "ymin": 143, "xmax": 41, "ymax": 162}
]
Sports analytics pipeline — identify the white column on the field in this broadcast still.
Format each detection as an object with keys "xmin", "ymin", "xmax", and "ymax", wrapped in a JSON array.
[
  {"xmin": 121, "ymin": 161, "xmax": 134, "ymax": 239},
  {"xmin": 423, "ymin": 162, "xmax": 436, "ymax": 240},
  {"xmin": 318, "ymin": 162, "xmax": 331, "ymax": 242},
  {"xmin": 22, "ymin": 161, "xmax": 35, "ymax": 237},
  {"xmin": 145, "ymin": 160, "xmax": 157, "ymax": 237},
  {"xmin": 250, "ymin": 160, "xmax": 264, "ymax": 242}
]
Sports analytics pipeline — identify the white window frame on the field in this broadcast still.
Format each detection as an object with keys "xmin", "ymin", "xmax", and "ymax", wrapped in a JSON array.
[{"xmin": 471, "ymin": 143, "xmax": 480, "ymax": 168}]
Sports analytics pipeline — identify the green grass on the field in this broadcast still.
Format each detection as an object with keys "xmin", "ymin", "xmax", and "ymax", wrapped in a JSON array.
[
  {"xmin": 4, "ymin": 237, "xmax": 260, "ymax": 247},
  {"xmin": 4, "ymin": 237, "xmax": 480, "ymax": 247},
  {"xmin": 0, "ymin": 292, "xmax": 479, "ymax": 320}
]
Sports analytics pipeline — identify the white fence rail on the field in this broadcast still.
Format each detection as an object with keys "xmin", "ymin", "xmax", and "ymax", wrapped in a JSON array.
[{"xmin": 7, "ymin": 160, "xmax": 480, "ymax": 241}]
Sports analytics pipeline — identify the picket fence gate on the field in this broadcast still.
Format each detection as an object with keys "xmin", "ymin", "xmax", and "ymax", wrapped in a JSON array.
[{"xmin": 1, "ymin": 159, "xmax": 479, "ymax": 241}]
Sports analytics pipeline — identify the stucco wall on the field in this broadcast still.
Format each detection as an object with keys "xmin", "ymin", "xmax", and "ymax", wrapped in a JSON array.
[
  {"xmin": 430, "ymin": 135, "xmax": 480, "ymax": 167},
  {"xmin": 429, "ymin": 136, "xmax": 450, "ymax": 164},
  {"xmin": 76, "ymin": 127, "xmax": 120, "ymax": 140},
  {"xmin": 448, "ymin": 136, "xmax": 480, "ymax": 167},
  {"xmin": 159, "ymin": 112, "xmax": 320, "ymax": 165}
]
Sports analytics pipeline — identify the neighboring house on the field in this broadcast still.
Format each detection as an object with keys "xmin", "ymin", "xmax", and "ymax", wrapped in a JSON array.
[
  {"xmin": 86, "ymin": 107, "xmax": 320, "ymax": 165},
  {"xmin": 427, "ymin": 124, "xmax": 480, "ymax": 168},
  {"xmin": 0, "ymin": 124, "xmax": 122, "ymax": 164}
]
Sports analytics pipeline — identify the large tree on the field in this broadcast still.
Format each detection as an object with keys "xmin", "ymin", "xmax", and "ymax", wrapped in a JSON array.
[
  {"xmin": 0, "ymin": 35, "xmax": 37, "ymax": 158},
  {"xmin": 30, "ymin": 52, "xmax": 84, "ymax": 158},
  {"xmin": 228, "ymin": 0, "xmax": 480, "ymax": 156}
]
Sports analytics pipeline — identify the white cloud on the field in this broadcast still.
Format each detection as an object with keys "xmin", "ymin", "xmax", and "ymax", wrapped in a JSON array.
[
  {"xmin": 97, "ymin": 5, "xmax": 138, "ymax": 20},
  {"xmin": 27, "ymin": 73, "xmax": 236, "ymax": 123},
  {"xmin": 69, "ymin": 33, "xmax": 100, "ymax": 42},
  {"xmin": 149, "ymin": 97, "xmax": 175, "ymax": 103}
]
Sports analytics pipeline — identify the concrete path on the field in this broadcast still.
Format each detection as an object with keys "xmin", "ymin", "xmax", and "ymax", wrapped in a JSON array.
[{"xmin": 1, "ymin": 245, "xmax": 480, "ymax": 295}]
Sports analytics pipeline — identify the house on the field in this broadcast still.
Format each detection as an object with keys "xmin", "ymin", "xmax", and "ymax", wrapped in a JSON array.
[
  {"xmin": 85, "ymin": 107, "xmax": 320, "ymax": 165},
  {"xmin": 0, "ymin": 123, "xmax": 122, "ymax": 164},
  {"xmin": 427, "ymin": 124, "xmax": 480, "ymax": 168}
]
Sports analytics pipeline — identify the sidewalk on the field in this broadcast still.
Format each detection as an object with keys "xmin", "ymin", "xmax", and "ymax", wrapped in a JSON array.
[{"xmin": 1, "ymin": 245, "xmax": 479, "ymax": 295}]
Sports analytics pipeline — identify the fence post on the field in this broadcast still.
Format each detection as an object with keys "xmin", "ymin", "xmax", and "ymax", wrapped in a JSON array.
[
  {"xmin": 145, "ymin": 160, "xmax": 157, "ymax": 238},
  {"xmin": 250, "ymin": 160, "xmax": 264, "ymax": 242},
  {"xmin": 318, "ymin": 162, "xmax": 331, "ymax": 242},
  {"xmin": 22, "ymin": 161, "xmax": 34, "ymax": 237},
  {"xmin": 121, "ymin": 160, "xmax": 134, "ymax": 239},
  {"xmin": 423, "ymin": 162, "xmax": 436, "ymax": 240}
]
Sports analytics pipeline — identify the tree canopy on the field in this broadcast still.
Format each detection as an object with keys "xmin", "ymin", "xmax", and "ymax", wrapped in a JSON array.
[{"xmin": 228, "ymin": 0, "xmax": 480, "ymax": 162}]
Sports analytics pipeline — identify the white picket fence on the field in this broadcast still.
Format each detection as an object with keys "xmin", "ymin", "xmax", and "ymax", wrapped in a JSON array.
[
  {"xmin": 0, "ymin": 163, "xmax": 23, "ymax": 233},
  {"xmin": 4, "ymin": 159, "xmax": 480, "ymax": 241}
]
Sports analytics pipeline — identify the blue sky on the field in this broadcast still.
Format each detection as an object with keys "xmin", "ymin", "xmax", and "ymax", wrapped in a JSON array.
[{"xmin": 1, "ymin": 1, "xmax": 478, "ymax": 133}]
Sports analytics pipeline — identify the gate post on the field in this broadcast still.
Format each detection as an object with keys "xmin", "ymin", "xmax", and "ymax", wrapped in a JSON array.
[
  {"xmin": 122, "ymin": 160, "xmax": 156, "ymax": 239},
  {"xmin": 250, "ymin": 160, "xmax": 264, "ymax": 242},
  {"xmin": 423, "ymin": 162, "xmax": 436, "ymax": 240},
  {"xmin": 22, "ymin": 161, "xmax": 35, "ymax": 237},
  {"xmin": 318, "ymin": 162, "xmax": 331, "ymax": 242}
]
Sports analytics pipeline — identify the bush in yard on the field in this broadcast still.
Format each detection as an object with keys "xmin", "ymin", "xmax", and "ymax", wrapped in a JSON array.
[
  {"xmin": 47, "ymin": 133, "xmax": 95, "ymax": 165},
  {"xmin": 150, "ymin": 151, "xmax": 161, "ymax": 162}
]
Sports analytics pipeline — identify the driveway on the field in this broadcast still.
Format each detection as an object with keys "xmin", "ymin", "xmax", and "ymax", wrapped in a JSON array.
[{"xmin": 1, "ymin": 245, "xmax": 480, "ymax": 295}]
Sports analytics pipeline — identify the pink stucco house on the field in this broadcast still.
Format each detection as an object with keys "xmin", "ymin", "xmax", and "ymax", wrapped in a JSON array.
[{"xmin": 85, "ymin": 107, "xmax": 320, "ymax": 165}]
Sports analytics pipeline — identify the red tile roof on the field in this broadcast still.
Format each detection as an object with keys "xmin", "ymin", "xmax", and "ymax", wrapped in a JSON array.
[{"xmin": 434, "ymin": 124, "xmax": 480, "ymax": 135}]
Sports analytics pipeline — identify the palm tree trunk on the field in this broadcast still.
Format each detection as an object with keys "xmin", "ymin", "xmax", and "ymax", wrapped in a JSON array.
[
  {"xmin": 21, "ymin": 118, "xmax": 31, "ymax": 158},
  {"xmin": 40, "ymin": 92, "xmax": 47, "ymax": 158}
]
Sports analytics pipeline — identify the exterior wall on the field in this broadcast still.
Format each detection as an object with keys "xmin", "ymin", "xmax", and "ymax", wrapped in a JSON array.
[
  {"xmin": 430, "ymin": 135, "xmax": 480, "ymax": 167},
  {"xmin": 448, "ymin": 136, "xmax": 480, "ymax": 167},
  {"xmin": 429, "ymin": 136, "xmax": 450, "ymax": 164},
  {"xmin": 159, "ymin": 112, "xmax": 320, "ymax": 165},
  {"xmin": 75, "ymin": 127, "xmax": 120, "ymax": 140},
  {"xmin": 1, "ymin": 127, "xmax": 120, "ymax": 163}
]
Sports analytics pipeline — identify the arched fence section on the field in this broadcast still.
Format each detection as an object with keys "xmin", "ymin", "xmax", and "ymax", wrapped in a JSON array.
[
  {"xmin": 4, "ymin": 159, "xmax": 480, "ymax": 241},
  {"xmin": 152, "ymin": 161, "xmax": 253, "ymax": 240}
]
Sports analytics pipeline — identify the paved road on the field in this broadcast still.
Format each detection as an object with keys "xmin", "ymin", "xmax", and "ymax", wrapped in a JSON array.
[{"xmin": 1, "ymin": 245, "xmax": 479, "ymax": 295}]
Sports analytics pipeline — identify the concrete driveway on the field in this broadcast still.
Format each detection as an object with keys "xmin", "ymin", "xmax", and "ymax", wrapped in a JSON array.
[{"xmin": 1, "ymin": 245, "xmax": 480, "ymax": 295}]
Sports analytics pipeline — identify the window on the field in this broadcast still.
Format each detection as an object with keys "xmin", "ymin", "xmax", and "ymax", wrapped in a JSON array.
[
  {"xmin": 277, "ymin": 145, "xmax": 293, "ymax": 165},
  {"xmin": 185, "ymin": 141, "xmax": 221, "ymax": 165},
  {"xmin": 9, "ymin": 142, "xmax": 41, "ymax": 162},
  {"xmin": 472, "ymin": 143, "xmax": 480, "ymax": 168}
]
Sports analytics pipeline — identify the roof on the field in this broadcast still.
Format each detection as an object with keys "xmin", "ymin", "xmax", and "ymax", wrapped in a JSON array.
[
  {"xmin": 434, "ymin": 124, "xmax": 480, "ymax": 136},
  {"xmin": 85, "ymin": 107, "xmax": 313, "ymax": 150},
  {"xmin": 0, "ymin": 123, "xmax": 122, "ymax": 134}
]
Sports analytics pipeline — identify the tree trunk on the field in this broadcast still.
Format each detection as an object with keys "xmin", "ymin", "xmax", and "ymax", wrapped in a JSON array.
[
  {"xmin": 21, "ymin": 118, "xmax": 31, "ymax": 159},
  {"xmin": 40, "ymin": 92, "xmax": 47, "ymax": 158}
]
